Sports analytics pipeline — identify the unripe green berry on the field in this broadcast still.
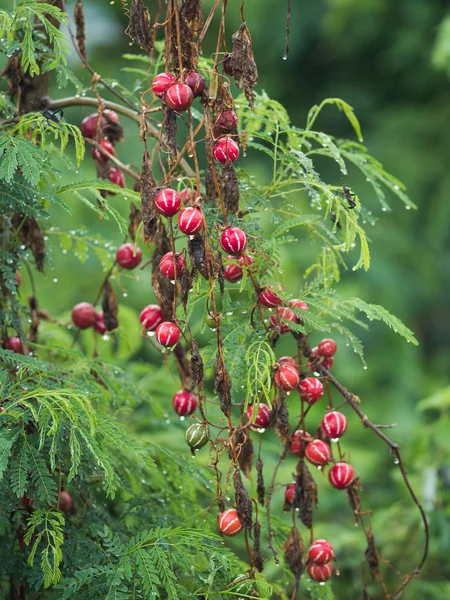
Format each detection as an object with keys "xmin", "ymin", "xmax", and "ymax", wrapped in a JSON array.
[{"xmin": 185, "ymin": 423, "xmax": 208, "ymax": 450}]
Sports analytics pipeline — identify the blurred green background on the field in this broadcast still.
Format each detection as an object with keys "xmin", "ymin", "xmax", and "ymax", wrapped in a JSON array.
[{"xmin": 10, "ymin": 0, "xmax": 450, "ymax": 598}]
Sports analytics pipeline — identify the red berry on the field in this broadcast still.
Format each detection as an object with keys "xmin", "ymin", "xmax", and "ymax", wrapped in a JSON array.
[
  {"xmin": 318, "ymin": 338, "xmax": 338, "ymax": 357},
  {"xmin": 155, "ymin": 321, "xmax": 181, "ymax": 348},
  {"xmin": 298, "ymin": 377, "xmax": 324, "ymax": 405},
  {"xmin": 289, "ymin": 430, "xmax": 313, "ymax": 457},
  {"xmin": 159, "ymin": 252, "xmax": 186, "ymax": 280},
  {"xmin": 165, "ymin": 83, "xmax": 194, "ymax": 112},
  {"xmin": 139, "ymin": 304, "xmax": 164, "ymax": 331},
  {"xmin": 220, "ymin": 227, "xmax": 247, "ymax": 255},
  {"xmin": 152, "ymin": 72, "xmax": 176, "ymax": 98},
  {"xmin": 178, "ymin": 207, "xmax": 204, "ymax": 235},
  {"xmin": 258, "ymin": 287, "xmax": 282, "ymax": 308},
  {"xmin": 307, "ymin": 561, "xmax": 333, "ymax": 582},
  {"xmin": 80, "ymin": 112, "xmax": 106, "ymax": 138},
  {"xmin": 285, "ymin": 483, "xmax": 296, "ymax": 505},
  {"xmin": 172, "ymin": 390, "xmax": 197, "ymax": 416},
  {"xmin": 274, "ymin": 364, "xmax": 299, "ymax": 391},
  {"xmin": 184, "ymin": 72, "xmax": 205, "ymax": 97},
  {"xmin": 94, "ymin": 312, "xmax": 108, "ymax": 335},
  {"xmin": 92, "ymin": 138, "xmax": 115, "ymax": 162},
  {"xmin": 6, "ymin": 337, "xmax": 24, "ymax": 354},
  {"xmin": 218, "ymin": 508, "xmax": 243, "ymax": 536},
  {"xmin": 238, "ymin": 254, "xmax": 254, "ymax": 268},
  {"xmin": 179, "ymin": 188, "xmax": 196, "ymax": 204},
  {"xmin": 223, "ymin": 260, "xmax": 243, "ymax": 283},
  {"xmin": 328, "ymin": 462, "xmax": 355, "ymax": 489},
  {"xmin": 289, "ymin": 299, "xmax": 309, "ymax": 324},
  {"xmin": 246, "ymin": 403, "xmax": 271, "ymax": 428},
  {"xmin": 305, "ymin": 439, "xmax": 331, "ymax": 466},
  {"xmin": 109, "ymin": 167, "xmax": 126, "ymax": 188},
  {"xmin": 216, "ymin": 110, "xmax": 238, "ymax": 133},
  {"xmin": 223, "ymin": 54, "xmax": 233, "ymax": 75},
  {"xmin": 321, "ymin": 411, "xmax": 348, "ymax": 440},
  {"xmin": 278, "ymin": 356, "xmax": 297, "ymax": 367},
  {"xmin": 155, "ymin": 188, "xmax": 182, "ymax": 217},
  {"xmin": 308, "ymin": 539, "xmax": 334, "ymax": 564},
  {"xmin": 72, "ymin": 302, "xmax": 97, "ymax": 330},
  {"xmin": 58, "ymin": 491, "xmax": 73, "ymax": 513},
  {"xmin": 309, "ymin": 346, "xmax": 334, "ymax": 370},
  {"xmin": 19, "ymin": 495, "xmax": 35, "ymax": 512},
  {"xmin": 214, "ymin": 137, "xmax": 240, "ymax": 164},
  {"xmin": 104, "ymin": 109, "xmax": 120, "ymax": 124},
  {"xmin": 116, "ymin": 243, "xmax": 142, "ymax": 270},
  {"xmin": 269, "ymin": 306, "xmax": 296, "ymax": 334}
]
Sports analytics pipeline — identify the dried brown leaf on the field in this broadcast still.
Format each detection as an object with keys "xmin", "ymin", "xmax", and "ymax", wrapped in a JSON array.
[
  {"xmin": 233, "ymin": 469, "xmax": 252, "ymax": 531},
  {"xmin": 140, "ymin": 150, "xmax": 158, "ymax": 243},
  {"xmin": 235, "ymin": 429, "xmax": 254, "ymax": 479},
  {"xmin": 215, "ymin": 356, "xmax": 232, "ymax": 416},
  {"xmin": 102, "ymin": 280, "xmax": 119, "ymax": 331},
  {"xmin": 294, "ymin": 460, "xmax": 318, "ymax": 529},
  {"xmin": 180, "ymin": 265, "xmax": 192, "ymax": 311},
  {"xmin": 256, "ymin": 457, "xmax": 265, "ymax": 506},
  {"xmin": 188, "ymin": 234, "xmax": 209, "ymax": 279},
  {"xmin": 252, "ymin": 521, "xmax": 264, "ymax": 572},
  {"xmin": 126, "ymin": 0, "xmax": 155, "ymax": 53},
  {"xmin": 283, "ymin": 527, "xmax": 305, "ymax": 577},
  {"xmin": 74, "ymin": 1, "xmax": 86, "ymax": 61},
  {"xmin": 222, "ymin": 161, "xmax": 240, "ymax": 214},
  {"xmin": 231, "ymin": 23, "xmax": 258, "ymax": 109},
  {"xmin": 128, "ymin": 203, "xmax": 142, "ymax": 241},
  {"xmin": 12, "ymin": 215, "xmax": 45, "ymax": 272},
  {"xmin": 365, "ymin": 532, "xmax": 380, "ymax": 579},
  {"xmin": 190, "ymin": 340, "xmax": 204, "ymax": 390},
  {"xmin": 163, "ymin": 105, "xmax": 178, "ymax": 157},
  {"xmin": 204, "ymin": 163, "xmax": 218, "ymax": 201},
  {"xmin": 272, "ymin": 396, "xmax": 290, "ymax": 442}
]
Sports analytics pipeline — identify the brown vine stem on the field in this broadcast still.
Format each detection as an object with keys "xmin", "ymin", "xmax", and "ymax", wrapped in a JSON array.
[
  {"xmin": 86, "ymin": 138, "xmax": 140, "ymax": 181},
  {"xmin": 317, "ymin": 362, "xmax": 429, "ymax": 598}
]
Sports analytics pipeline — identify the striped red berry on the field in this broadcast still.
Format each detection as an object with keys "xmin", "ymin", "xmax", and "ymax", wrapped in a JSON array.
[
  {"xmin": 172, "ymin": 390, "xmax": 197, "ymax": 416},
  {"xmin": 218, "ymin": 509, "xmax": 243, "ymax": 536},
  {"xmin": 184, "ymin": 72, "xmax": 205, "ymax": 97},
  {"xmin": 6, "ymin": 337, "xmax": 24, "ymax": 354},
  {"xmin": 94, "ymin": 312, "xmax": 108, "ymax": 335},
  {"xmin": 298, "ymin": 377, "xmax": 324, "ymax": 405},
  {"xmin": 155, "ymin": 188, "xmax": 182, "ymax": 217},
  {"xmin": 285, "ymin": 482, "xmax": 296, "ymax": 505},
  {"xmin": 139, "ymin": 305, "xmax": 164, "ymax": 331},
  {"xmin": 216, "ymin": 110, "xmax": 238, "ymax": 134},
  {"xmin": 92, "ymin": 138, "xmax": 115, "ymax": 162},
  {"xmin": 214, "ymin": 137, "xmax": 239, "ymax": 164},
  {"xmin": 307, "ymin": 561, "xmax": 333, "ymax": 582},
  {"xmin": 159, "ymin": 252, "xmax": 186, "ymax": 280},
  {"xmin": 305, "ymin": 439, "xmax": 331, "ymax": 466},
  {"xmin": 278, "ymin": 356, "xmax": 297, "ymax": 367},
  {"xmin": 224, "ymin": 260, "xmax": 243, "ymax": 283},
  {"xmin": 308, "ymin": 539, "xmax": 334, "ymax": 564},
  {"xmin": 318, "ymin": 338, "xmax": 338, "ymax": 357},
  {"xmin": 258, "ymin": 287, "xmax": 282, "ymax": 308},
  {"xmin": 220, "ymin": 227, "xmax": 247, "ymax": 255},
  {"xmin": 152, "ymin": 72, "xmax": 176, "ymax": 98},
  {"xmin": 321, "ymin": 411, "xmax": 348, "ymax": 440},
  {"xmin": 246, "ymin": 403, "xmax": 271, "ymax": 428},
  {"xmin": 178, "ymin": 207, "xmax": 204, "ymax": 235},
  {"xmin": 165, "ymin": 82, "xmax": 194, "ymax": 112},
  {"xmin": 269, "ymin": 306, "xmax": 296, "ymax": 334},
  {"xmin": 116, "ymin": 243, "xmax": 142, "ymax": 269},
  {"xmin": 108, "ymin": 167, "xmax": 126, "ymax": 188},
  {"xmin": 309, "ymin": 346, "xmax": 334, "ymax": 370},
  {"xmin": 289, "ymin": 430, "xmax": 313, "ymax": 457},
  {"xmin": 72, "ymin": 302, "xmax": 97, "ymax": 330},
  {"xmin": 155, "ymin": 321, "xmax": 181, "ymax": 348},
  {"xmin": 328, "ymin": 462, "xmax": 355, "ymax": 489},
  {"xmin": 274, "ymin": 364, "xmax": 299, "ymax": 391}
]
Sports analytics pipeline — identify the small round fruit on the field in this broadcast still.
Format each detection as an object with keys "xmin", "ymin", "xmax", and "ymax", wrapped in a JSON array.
[
  {"xmin": 223, "ymin": 54, "xmax": 233, "ymax": 74},
  {"xmin": 179, "ymin": 188, "xmax": 196, "ymax": 204},
  {"xmin": 220, "ymin": 227, "xmax": 247, "ymax": 255},
  {"xmin": 6, "ymin": 337, "xmax": 24, "ymax": 354},
  {"xmin": 223, "ymin": 261, "xmax": 243, "ymax": 283},
  {"xmin": 155, "ymin": 188, "xmax": 182, "ymax": 217},
  {"xmin": 139, "ymin": 304, "xmax": 164, "ymax": 331},
  {"xmin": 307, "ymin": 561, "xmax": 333, "ymax": 583},
  {"xmin": 94, "ymin": 312, "xmax": 108, "ymax": 335},
  {"xmin": 328, "ymin": 462, "xmax": 355, "ymax": 489},
  {"xmin": 274, "ymin": 364, "xmax": 299, "ymax": 391},
  {"xmin": 152, "ymin": 72, "xmax": 176, "ymax": 98},
  {"xmin": 298, "ymin": 377, "xmax": 324, "ymax": 405},
  {"xmin": 309, "ymin": 346, "xmax": 334, "ymax": 370},
  {"xmin": 184, "ymin": 71, "xmax": 205, "ymax": 97},
  {"xmin": 289, "ymin": 299, "xmax": 309, "ymax": 324},
  {"xmin": 246, "ymin": 403, "xmax": 271, "ymax": 428},
  {"xmin": 321, "ymin": 411, "xmax": 348, "ymax": 440},
  {"xmin": 159, "ymin": 252, "xmax": 186, "ymax": 280},
  {"xmin": 285, "ymin": 482, "xmax": 296, "ymax": 505},
  {"xmin": 218, "ymin": 509, "xmax": 243, "ymax": 537},
  {"xmin": 72, "ymin": 302, "xmax": 97, "ymax": 330},
  {"xmin": 165, "ymin": 82, "xmax": 194, "ymax": 112},
  {"xmin": 214, "ymin": 137, "xmax": 240, "ymax": 164},
  {"xmin": 305, "ymin": 439, "xmax": 331, "ymax": 467},
  {"xmin": 92, "ymin": 138, "xmax": 115, "ymax": 162},
  {"xmin": 318, "ymin": 338, "xmax": 338, "ymax": 357},
  {"xmin": 116, "ymin": 243, "xmax": 142, "ymax": 270},
  {"xmin": 109, "ymin": 167, "xmax": 126, "ymax": 188},
  {"xmin": 155, "ymin": 321, "xmax": 181, "ymax": 348},
  {"xmin": 308, "ymin": 539, "xmax": 334, "ymax": 565},
  {"xmin": 238, "ymin": 254, "xmax": 254, "ymax": 268},
  {"xmin": 278, "ymin": 356, "xmax": 297, "ymax": 367},
  {"xmin": 269, "ymin": 306, "xmax": 296, "ymax": 334},
  {"xmin": 178, "ymin": 207, "xmax": 204, "ymax": 235},
  {"xmin": 58, "ymin": 491, "xmax": 73, "ymax": 513},
  {"xmin": 289, "ymin": 430, "xmax": 313, "ymax": 457},
  {"xmin": 172, "ymin": 390, "xmax": 197, "ymax": 416},
  {"xmin": 216, "ymin": 110, "xmax": 238, "ymax": 133},
  {"xmin": 185, "ymin": 423, "xmax": 208, "ymax": 450},
  {"xmin": 258, "ymin": 287, "xmax": 282, "ymax": 308}
]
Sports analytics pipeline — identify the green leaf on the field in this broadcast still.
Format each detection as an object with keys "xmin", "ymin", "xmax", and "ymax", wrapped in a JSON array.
[{"xmin": 349, "ymin": 298, "xmax": 418, "ymax": 345}]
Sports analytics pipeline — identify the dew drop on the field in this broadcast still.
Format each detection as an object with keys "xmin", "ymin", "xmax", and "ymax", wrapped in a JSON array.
[
  {"xmin": 331, "ymin": 437, "xmax": 339, "ymax": 443},
  {"xmin": 180, "ymin": 416, "xmax": 185, "ymax": 422}
]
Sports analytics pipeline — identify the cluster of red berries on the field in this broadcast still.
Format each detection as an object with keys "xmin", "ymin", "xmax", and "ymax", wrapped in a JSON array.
[{"xmin": 80, "ymin": 110, "xmax": 126, "ymax": 189}]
